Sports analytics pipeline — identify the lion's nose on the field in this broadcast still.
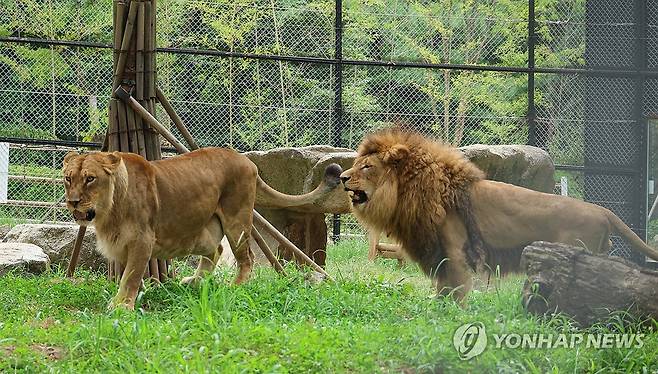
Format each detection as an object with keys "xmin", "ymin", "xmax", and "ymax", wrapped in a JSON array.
[
  {"xmin": 340, "ymin": 175, "xmax": 351, "ymax": 184},
  {"xmin": 68, "ymin": 199, "xmax": 80, "ymax": 208}
]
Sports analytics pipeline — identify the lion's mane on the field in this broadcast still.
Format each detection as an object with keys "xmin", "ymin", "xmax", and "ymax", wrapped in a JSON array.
[{"xmin": 354, "ymin": 129, "xmax": 485, "ymax": 276}]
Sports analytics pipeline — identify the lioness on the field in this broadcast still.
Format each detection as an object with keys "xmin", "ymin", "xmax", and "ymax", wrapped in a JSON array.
[
  {"xmin": 63, "ymin": 148, "xmax": 341, "ymax": 310},
  {"xmin": 340, "ymin": 129, "xmax": 658, "ymax": 302}
]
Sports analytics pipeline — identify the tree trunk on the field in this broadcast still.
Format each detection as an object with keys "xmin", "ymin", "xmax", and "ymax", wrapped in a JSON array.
[{"xmin": 521, "ymin": 241, "xmax": 658, "ymax": 327}]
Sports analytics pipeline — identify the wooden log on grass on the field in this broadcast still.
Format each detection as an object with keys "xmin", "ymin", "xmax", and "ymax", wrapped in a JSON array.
[{"xmin": 521, "ymin": 241, "xmax": 658, "ymax": 327}]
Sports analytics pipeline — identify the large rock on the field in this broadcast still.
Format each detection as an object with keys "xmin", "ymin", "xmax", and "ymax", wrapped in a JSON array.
[
  {"xmin": 245, "ymin": 146, "xmax": 356, "ymax": 214},
  {"xmin": 461, "ymin": 144, "xmax": 555, "ymax": 193},
  {"xmin": 0, "ymin": 243, "xmax": 49, "ymax": 275},
  {"xmin": 242, "ymin": 144, "xmax": 555, "ymax": 268},
  {"xmin": 0, "ymin": 225, "xmax": 10, "ymax": 241},
  {"xmin": 4, "ymin": 224, "xmax": 104, "ymax": 271}
]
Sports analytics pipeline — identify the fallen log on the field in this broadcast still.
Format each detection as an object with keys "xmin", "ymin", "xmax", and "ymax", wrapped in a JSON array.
[{"xmin": 521, "ymin": 241, "xmax": 658, "ymax": 327}]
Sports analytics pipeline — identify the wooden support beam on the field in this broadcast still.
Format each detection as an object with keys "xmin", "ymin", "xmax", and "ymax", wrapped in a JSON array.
[
  {"xmin": 156, "ymin": 87, "xmax": 199, "ymax": 150},
  {"xmin": 116, "ymin": 86, "xmax": 190, "ymax": 154},
  {"xmin": 65, "ymin": 226, "xmax": 87, "ymax": 277},
  {"xmin": 253, "ymin": 210, "xmax": 333, "ymax": 281},
  {"xmin": 252, "ymin": 225, "xmax": 287, "ymax": 275}
]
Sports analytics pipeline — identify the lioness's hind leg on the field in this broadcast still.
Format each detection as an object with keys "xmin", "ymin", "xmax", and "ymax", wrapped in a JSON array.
[
  {"xmin": 231, "ymin": 231, "xmax": 254, "ymax": 285},
  {"xmin": 181, "ymin": 244, "xmax": 223, "ymax": 286},
  {"xmin": 221, "ymin": 216, "xmax": 254, "ymax": 285},
  {"xmin": 216, "ymin": 179, "xmax": 256, "ymax": 285}
]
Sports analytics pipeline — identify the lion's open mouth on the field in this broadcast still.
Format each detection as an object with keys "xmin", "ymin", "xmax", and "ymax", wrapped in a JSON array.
[
  {"xmin": 345, "ymin": 188, "xmax": 368, "ymax": 205},
  {"xmin": 72, "ymin": 209, "xmax": 95, "ymax": 222}
]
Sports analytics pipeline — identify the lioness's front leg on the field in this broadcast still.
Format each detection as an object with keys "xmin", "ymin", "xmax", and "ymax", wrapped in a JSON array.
[{"xmin": 110, "ymin": 239, "xmax": 152, "ymax": 311}]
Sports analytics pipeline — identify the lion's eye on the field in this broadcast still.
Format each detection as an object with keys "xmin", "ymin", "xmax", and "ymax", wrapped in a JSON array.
[
  {"xmin": 86, "ymin": 176, "xmax": 96, "ymax": 184},
  {"xmin": 65, "ymin": 176, "xmax": 71, "ymax": 183},
  {"xmin": 361, "ymin": 165, "xmax": 371, "ymax": 170}
]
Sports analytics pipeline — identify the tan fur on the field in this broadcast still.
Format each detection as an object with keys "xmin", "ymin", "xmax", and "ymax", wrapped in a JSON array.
[
  {"xmin": 340, "ymin": 129, "xmax": 658, "ymax": 302},
  {"xmin": 63, "ymin": 148, "xmax": 340, "ymax": 310}
]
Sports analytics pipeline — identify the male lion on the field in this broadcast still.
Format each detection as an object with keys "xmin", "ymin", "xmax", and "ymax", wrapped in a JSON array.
[
  {"xmin": 340, "ymin": 129, "xmax": 658, "ymax": 302},
  {"xmin": 63, "ymin": 148, "xmax": 341, "ymax": 310}
]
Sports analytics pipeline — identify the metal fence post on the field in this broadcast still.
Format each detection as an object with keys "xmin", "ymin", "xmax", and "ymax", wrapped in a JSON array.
[
  {"xmin": 634, "ymin": 0, "xmax": 648, "ymax": 265},
  {"xmin": 527, "ymin": 0, "xmax": 537, "ymax": 147},
  {"xmin": 331, "ymin": 0, "xmax": 343, "ymax": 243}
]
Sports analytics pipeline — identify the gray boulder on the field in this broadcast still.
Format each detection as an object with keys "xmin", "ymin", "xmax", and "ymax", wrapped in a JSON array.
[
  {"xmin": 245, "ymin": 146, "xmax": 356, "ymax": 214},
  {"xmin": 461, "ymin": 144, "xmax": 555, "ymax": 193},
  {"xmin": 4, "ymin": 224, "xmax": 104, "ymax": 271},
  {"xmin": 0, "ymin": 225, "xmax": 10, "ymax": 241},
  {"xmin": 0, "ymin": 243, "xmax": 49, "ymax": 275}
]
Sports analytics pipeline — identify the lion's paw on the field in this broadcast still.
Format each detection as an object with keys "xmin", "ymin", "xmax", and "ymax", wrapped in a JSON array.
[
  {"xmin": 180, "ymin": 276, "xmax": 201, "ymax": 286},
  {"xmin": 108, "ymin": 299, "xmax": 135, "ymax": 312}
]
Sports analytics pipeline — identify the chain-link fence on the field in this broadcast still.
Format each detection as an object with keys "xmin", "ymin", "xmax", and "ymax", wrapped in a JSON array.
[{"xmin": 1, "ymin": 0, "xmax": 656, "ymax": 263}]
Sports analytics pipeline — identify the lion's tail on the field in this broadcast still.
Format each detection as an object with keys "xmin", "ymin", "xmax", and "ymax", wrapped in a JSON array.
[
  {"xmin": 606, "ymin": 210, "xmax": 658, "ymax": 261},
  {"xmin": 254, "ymin": 163, "xmax": 342, "ymax": 209}
]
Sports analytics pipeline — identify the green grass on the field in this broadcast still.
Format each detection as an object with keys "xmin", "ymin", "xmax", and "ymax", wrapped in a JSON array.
[{"xmin": 1, "ymin": 240, "xmax": 657, "ymax": 373}]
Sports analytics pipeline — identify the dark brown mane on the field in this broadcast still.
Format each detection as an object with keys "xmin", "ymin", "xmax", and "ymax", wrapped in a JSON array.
[{"xmin": 356, "ymin": 128, "xmax": 485, "ymax": 277}]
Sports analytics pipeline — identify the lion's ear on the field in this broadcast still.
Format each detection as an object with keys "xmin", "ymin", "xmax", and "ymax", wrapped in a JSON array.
[
  {"xmin": 102, "ymin": 152, "xmax": 122, "ymax": 174},
  {"xmin": 382, "ymin": 144, "xmax": 409, "ymax": 165},
  {"xmin": 63, "ymin": 151, "xmax": 79, "ymax": 170}
]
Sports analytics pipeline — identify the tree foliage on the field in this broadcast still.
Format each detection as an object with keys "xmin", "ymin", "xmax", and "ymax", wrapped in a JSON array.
[{"xmin": 0, "ymin": 0, "xmax": 583, "ymax": 157}]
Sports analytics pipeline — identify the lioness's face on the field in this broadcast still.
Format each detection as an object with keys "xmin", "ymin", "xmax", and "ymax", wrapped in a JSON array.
[
  {"xmin": 62, "ymin": 152, "xmax": 122, "ymax": 225},
  {"xmin": 339, "ymin": 155, "xmax": 386, "ymax": 210}
]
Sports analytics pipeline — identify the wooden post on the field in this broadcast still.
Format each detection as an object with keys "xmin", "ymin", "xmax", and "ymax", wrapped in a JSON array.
[
  {"xmin": 107, "ymin": 0, "xmax": 167, "ymax": 283},
  {"xmin": 156, "ymin": 87, "xmax": 199, "ymax": 150}
]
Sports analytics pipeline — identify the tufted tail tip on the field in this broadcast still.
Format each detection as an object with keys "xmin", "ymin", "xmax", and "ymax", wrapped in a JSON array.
[{"xmin": 323, "ymin": 163, "xmax": 343, "ymax": 189}]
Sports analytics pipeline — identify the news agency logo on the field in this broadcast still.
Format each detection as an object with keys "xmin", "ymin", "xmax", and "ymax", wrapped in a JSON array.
[
  {"xmin": 453, "ymin": 322, "xmax": 487, "ymax": 360},
  {"xmin": 453, "ymin": 322, "xmax": 646, "ymax": 360}
]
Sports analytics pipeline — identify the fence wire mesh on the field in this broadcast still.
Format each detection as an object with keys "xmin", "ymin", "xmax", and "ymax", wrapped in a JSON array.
[{"xmin": 0, "ymin": 0, "xmax": 656, "ymax": 262}]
